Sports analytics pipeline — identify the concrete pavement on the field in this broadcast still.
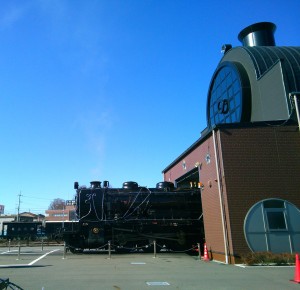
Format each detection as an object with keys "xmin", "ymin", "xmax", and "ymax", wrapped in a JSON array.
[{"xmin": 0, "ymin": 246, "xmax": 298, "ymax": 290}]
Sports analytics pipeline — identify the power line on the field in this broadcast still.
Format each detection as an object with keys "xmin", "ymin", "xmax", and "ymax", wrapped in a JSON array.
[{"xmin": 21, "ymin": 195, "xmax": 57, "ymax": 201}]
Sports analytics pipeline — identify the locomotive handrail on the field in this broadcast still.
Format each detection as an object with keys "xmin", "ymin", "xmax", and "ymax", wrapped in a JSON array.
[{"xmin": 77, "ymin": 217, "xmax": 202, "ymax": 222}]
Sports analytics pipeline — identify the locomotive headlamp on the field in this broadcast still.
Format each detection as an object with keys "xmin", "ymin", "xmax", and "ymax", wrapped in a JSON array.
[{"xmin": 92, "ymin": 227, "xmax": 100, "ymax": 234}]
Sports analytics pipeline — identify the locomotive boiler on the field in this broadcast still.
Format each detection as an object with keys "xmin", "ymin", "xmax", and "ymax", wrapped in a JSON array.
[{"xmin": 63, "ymin": 181, "xmax": 204, "ymax": 253}]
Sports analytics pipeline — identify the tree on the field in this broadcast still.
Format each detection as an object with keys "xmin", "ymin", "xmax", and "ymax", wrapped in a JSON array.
[{"xmin": 48, "ymin": 198, "xmax": 66, "ymax": 210}]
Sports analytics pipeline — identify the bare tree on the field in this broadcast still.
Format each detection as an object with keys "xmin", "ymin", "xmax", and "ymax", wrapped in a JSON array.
[{"xmin": 48, "ymin": 198, "xmax": 66, "ymax": 210}]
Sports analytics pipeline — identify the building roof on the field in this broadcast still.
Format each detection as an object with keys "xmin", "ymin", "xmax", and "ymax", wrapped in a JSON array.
[{"xmin": 241, "ymin": 46, "xmax": 300, "ymax": 90}]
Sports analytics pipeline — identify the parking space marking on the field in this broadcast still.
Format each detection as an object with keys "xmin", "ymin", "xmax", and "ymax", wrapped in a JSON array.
[
  {"xmin": 0, "ymin": 250, "xmax": 18, "ymax": 254},
  {"xmin": 0, "ymin": 248, "xmax": 60, "ymax": 268},
  {"xmin": 28, "ymin": 249, "xmax": 60, "ymax": 265}
]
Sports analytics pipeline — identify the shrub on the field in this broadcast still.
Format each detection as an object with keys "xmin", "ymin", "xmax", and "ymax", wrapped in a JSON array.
[{"xmin": 242, "ymin": 252, "xmax": 296, "ymax": 265}]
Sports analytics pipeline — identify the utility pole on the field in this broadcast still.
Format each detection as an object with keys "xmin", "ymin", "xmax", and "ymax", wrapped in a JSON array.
[{"xmin": 17, "ymin": 191, "xmax": 22, "ymax": 222}]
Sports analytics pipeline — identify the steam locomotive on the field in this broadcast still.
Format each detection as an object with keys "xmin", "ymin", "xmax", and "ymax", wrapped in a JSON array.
[{"xmin": 63, "ymin": 181, "xmax": 204, "ymax": 253}]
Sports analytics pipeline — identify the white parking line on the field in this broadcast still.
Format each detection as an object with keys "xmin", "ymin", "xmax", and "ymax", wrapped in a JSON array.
[
  {"xmin": 0, "ymin": 249, "xmax": 60, "ymax": 268},
  {"xmin": 28, "ymin": 249, "xmax": 60, "ymax": 265},
  {"xmin": 0, "ymin": 250, "xmax": 18, "ymax": 254}
]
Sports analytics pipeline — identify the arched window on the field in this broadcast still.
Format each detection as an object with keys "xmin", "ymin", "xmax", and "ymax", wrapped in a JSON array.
[{"xmin": 207, "ymin": 62, "xmax": 251, "ymax": 128}]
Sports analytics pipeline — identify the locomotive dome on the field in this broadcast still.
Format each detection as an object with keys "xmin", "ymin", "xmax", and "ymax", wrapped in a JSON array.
[{"xmin": 207, "ymin": 21, "xmax": 300, "ymax": 129}]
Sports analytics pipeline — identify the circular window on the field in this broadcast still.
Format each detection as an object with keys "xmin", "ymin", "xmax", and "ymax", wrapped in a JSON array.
[
  {"xmin": 244, "ymin": 198, "xmax": 300, "ymax": 253},
  {"xmin": 207, "ymin": 61, "xmax": 251, "ymax": 128}
]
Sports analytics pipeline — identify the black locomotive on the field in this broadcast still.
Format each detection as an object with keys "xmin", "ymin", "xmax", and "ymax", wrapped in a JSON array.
[{"xmin": 63, "ymin": 181, "xmax": 204, "ymax": 253}]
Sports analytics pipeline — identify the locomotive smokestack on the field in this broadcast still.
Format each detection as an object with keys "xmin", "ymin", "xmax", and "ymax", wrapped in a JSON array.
[{"xmin": 238, "ymin": 22, "xmax": 276, "ymax": 47}]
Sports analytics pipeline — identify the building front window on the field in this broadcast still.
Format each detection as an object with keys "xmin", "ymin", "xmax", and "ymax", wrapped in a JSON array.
[
  {"xmin": 207, "ymin": 62, "xmax": 251, "ymax": 128},
  {"xmin": 52, "ymin": 213, "xmax": 68, "ymax": 217}
]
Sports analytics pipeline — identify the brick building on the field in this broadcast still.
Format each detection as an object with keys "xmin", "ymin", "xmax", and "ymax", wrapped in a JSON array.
[
  {"xmin": 45, "ymin": 201, "xmax": 76, "ymax": 222},
  {"xmin": 162, "ymin": 22, "xmax": 300, "ymax": 264}
]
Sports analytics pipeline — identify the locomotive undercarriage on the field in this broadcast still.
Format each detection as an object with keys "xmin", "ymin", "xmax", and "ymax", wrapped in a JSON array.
[{"xmin": 63, "ymin": 219, "xmax": 203, "ymax": 254}]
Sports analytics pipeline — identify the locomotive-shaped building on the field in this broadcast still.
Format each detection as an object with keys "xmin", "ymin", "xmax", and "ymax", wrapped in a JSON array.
[{"xmin": 162, "ymin": 22, "xmax": 300, "ymax": 264}]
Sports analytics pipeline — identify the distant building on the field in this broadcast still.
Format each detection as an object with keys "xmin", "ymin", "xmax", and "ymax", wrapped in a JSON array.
[
  {"xmin": 45, "ymin": 201, "xmax": 76, "ymax": 221},
  {"xmin": 0, "ymin": 205, "xmax": 4, "ymax": 215},
  {"xmin": 18, "ymin": 212, "xmax": 45, "ymax": 222}
]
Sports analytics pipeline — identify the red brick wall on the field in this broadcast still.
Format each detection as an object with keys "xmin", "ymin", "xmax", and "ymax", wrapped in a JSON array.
[
  {"xmin": 163, "ymin": 124, "xmax": 300, "ymax": 263},
  {"xmin": 220, "ymin": 125, "xmax": 300, "ymax": 260}
]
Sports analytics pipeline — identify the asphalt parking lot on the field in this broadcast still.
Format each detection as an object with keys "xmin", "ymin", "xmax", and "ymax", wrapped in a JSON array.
[{"xmin": 0, "ymin": 245, "xmax": 298, "ymax": 290}]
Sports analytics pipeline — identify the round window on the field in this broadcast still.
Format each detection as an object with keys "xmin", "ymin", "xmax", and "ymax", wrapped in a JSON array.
[{"xmin": 244, "ymin": 198, "xmax": 300, "ymax": 253}]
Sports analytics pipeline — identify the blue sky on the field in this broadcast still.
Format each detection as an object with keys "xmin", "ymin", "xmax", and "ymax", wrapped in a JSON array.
[{"xmin": 1, "ymin": 0, "xmax": 299, "ymax": 214}]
